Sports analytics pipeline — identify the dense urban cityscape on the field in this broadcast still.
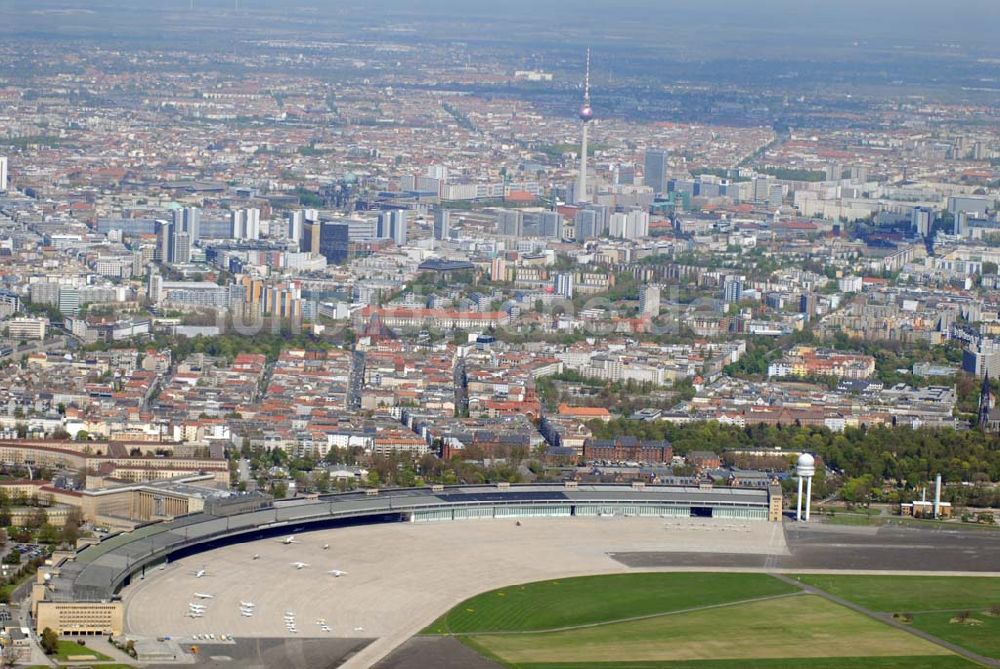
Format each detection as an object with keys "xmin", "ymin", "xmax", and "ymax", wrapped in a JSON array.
[{"xmin": 0, "ymin": 1, "xmax": 998, "ymax": 668}]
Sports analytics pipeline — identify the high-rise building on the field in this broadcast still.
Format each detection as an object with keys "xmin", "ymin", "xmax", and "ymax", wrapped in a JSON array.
[
  {"xmin": 955, "ymin": 211, "xmax": 969, "ymax": 237},
  {"xmin": 433, "ymin": 209, "xmax": 450, "ymax": 241},
  {"xmin": 768, "ymin": 184, "xmax": 785, "ymax": 210},
  {"xmin": 643, "ymin": 150, "xmax": 668, "ymax": 195},
  {"xmin": 155, "ymin": 219, "xmax": 172, "ymax": 263},
  {"xmin": 173, "ymin": 206, "xmax": 201, "ymax": 242},
  {"xmin": 0, "ymin": 156, "xmax": 7, "ymax": 192},
  {"xmin": 147, "ymin": 273, "xmax": 163, "ymax": 303},
  {"xmin": 639, "ymin": 284, "xmax": 661, "ymax": 317},
  {"xmin": 539, "ymin": 211, "xmax": 562, "ymax": 239},
  {"xmin": 288, "ymin": 210, "xmax": 305, "ymax": 244},
  {"xmin": 574, "ymin": 209, "xmax": 598, "ymax": 241},
  {"xmin": 752, "ymin": 176, "xmax": 774, "ymax": 202},
  {"xmin": 301, "ymin": 219, "xmax": 321, "ymax": 254},
  {"xmin": 799, "ymin": 293, "xmax": 818, "ymax": 319},
  {"xmin": 723, "ymin": 276, "xmax": 744, "ymax": 304},
  {"xmin": 555, "ymin": 272, "xmax": 574, "ymax": 298},
  {"xmin": 491, "ymin": 257, "xmax": 508, "ymax": 282},
  {"xmin": 317, "ymin": 222, "xmax": 350, "ymax": 264},
  {"xmin": 58, "ymin": 287, "xmax": 80, "ymax": 316},
  {"xmin": 610, "ymin": 209, "xmax": 650, "ymax": 239},
  {"xmin": 156, "ymin": 215, "xmax": 195, "ymax": 264},
  {"xmin": 231, "ymin": 208, "xmax": 261, "ymax": 240},
  {"xmin": 576, "ymin": 49, "xmax": 594, "ymax": 204},
  {"xmin": 616, "ymin": 164, "xmax": 636, "ymax": 186},
  {"xmin": 172, "ymin": 232, "xmax": 191, "ymax": 264},
  {"xmin": 947, "ymin": 196, "xmax": 989, "ymax": 219},
  {"xmin": 911, "ymin": 207, "xmax": 934, "ymax": 237},
  {"xmin": 377, "ymin": 210, "xmax": 408, "ymax": 245},
  {"xmin": 496, "ymin": 210, "xmax": 524, "ymax": 237}
]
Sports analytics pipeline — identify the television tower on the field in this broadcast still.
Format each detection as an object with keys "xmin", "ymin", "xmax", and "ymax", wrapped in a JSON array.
[{"xmin": 575, "ymin": 49, "xmax": 594, "ymax": 204}]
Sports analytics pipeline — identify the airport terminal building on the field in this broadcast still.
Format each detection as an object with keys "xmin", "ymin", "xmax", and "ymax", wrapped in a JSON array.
[{"xmin": 34, "ymin": 482, "xmax": 783, "ymax": 635}]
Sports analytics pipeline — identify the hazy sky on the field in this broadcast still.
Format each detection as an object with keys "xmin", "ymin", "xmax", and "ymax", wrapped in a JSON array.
[{"xmin": 3, "ymin": 0, "xmax": 999, "ymax": 56}]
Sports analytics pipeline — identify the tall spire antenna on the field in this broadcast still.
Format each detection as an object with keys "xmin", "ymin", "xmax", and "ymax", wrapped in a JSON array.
[{"xmin": 576, "ymin": 49, "xmax": 594, "ymax": 206}]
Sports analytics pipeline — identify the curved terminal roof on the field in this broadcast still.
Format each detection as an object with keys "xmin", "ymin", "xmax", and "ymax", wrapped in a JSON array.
[{"xmin": 53, "ymin": 483, "xmax": 770, "ymax": 602}]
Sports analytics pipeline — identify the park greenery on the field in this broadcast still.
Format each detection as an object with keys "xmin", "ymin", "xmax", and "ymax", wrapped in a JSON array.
[
  {"xmin": 795, "ymin": 575, "xmax": 1000, "ymax": 660},
  {"xmin": 586, "ymin": 420, "xmax": 1000, "ymax": 499},
  {"xmin": 430, "ymin": 573, "xmax": 967, "ymax": 669},
  {"xmin": 424, "ymin": 572, "xmax": 796, "ymax": 634}
]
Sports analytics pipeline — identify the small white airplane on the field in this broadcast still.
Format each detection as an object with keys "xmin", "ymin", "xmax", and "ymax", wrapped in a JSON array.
[
  {"xmin": 285, "ymin": 610, "xmax": 295, "ymax": 617},
  {"xmin": 188, "ymin": 603, "xmax": 207, "ymax": 610},
  {"xmin": 193, "ymin": 593, "xmax": 214, "ymax": 599},
  {"xmin": 322, "ymin": 543, "xmax": 330, "ymax": 550},
  {"xmin": 241, "ymin": 611, "xmax": 254, "ymax": 618},
  {"xmin": 290, "ymin": 562, "xmax": 309, "ymax": 570},
  {"xmin": 252, "ymin": 554, "xmax": 260, "ymax": 560},
  {"xmin": 240, "ymin": 601, "xmax": 255, "ymax": 608},
  {"xmin": 278, "ymin": 536, "xmax": 300, "ymax": 545},
  {"xmin": 354, "ymin": 626, "xmax": 364, "ymax": 632},
  {"xmin": 188, "ymin": 612, "xmax": 203, "ymax": 619},
  {"xmin": 194, "ymin": 569, "xmax": 207, "ymax": 578},
  {"xmin": 328, "ymin": 569, "xmax": 348, "ymax": 577}
]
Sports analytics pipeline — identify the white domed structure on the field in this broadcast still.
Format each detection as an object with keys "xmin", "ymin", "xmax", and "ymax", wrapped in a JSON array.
[
  {"xmin": 795, "ymin": 453, "xmax": 816, "ymax": 521},
  {"xmin": 578, "ymin": 104, "xmax": 594, "ymax": 122}
]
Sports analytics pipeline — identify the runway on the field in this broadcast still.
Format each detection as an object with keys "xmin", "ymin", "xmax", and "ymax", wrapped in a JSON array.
[{"xmin": 123, "ymin": 516, "xmax": 787, "ymax": 669}]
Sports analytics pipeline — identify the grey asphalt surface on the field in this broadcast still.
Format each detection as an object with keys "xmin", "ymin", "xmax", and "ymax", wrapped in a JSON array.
[
  {"xmin": 148, "ymin": 637, "xmax": 372, "ymax": 669},
  {"xmin": 372, "ymin": 636, "xmax": 501, "ymax": 669},
  {"xmin": 613, "ymin": 520, "xmax": 1000, "ymax": 572}
]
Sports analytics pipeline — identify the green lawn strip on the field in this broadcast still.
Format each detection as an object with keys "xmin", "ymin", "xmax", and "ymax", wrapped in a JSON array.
[
  {"xmin": 792, "ymin": 575, "xmax": 1000, "ymax": 612},
  {"xmin": 423, "ymin": 573, "xmax": 798, "ymax": 635},
  {"xmin": 469, "ymin": 596, "xmax": 949, "ymax": 666},
  {"xmin": 909, "ymin": 611, "xmax": 1000, "ymax": 660},
  {"xmin": 507, "ymin": 657, "xmax": 980, "ymax": 669},
  {"xmin": 54, "ymin": 639, "xmax": 113, "ymax": 661}
]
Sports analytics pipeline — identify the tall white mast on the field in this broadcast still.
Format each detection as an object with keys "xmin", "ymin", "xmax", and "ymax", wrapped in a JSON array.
[{"xmin": 576, "ymin": 49, "xmax": 593, "ymax": 204}]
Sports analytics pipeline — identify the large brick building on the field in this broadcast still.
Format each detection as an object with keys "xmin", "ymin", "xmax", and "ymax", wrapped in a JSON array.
[{"xmin": 582, "ymin": 436, "xmax": 672, "ymax": 463}]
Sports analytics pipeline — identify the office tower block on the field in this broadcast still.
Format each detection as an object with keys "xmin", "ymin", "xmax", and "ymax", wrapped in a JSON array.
[
  {"xmin": 288, "ymin": 210, "xmax": 305, "ymax": 244},
  {"xmin": 911, "ymin": 207, "xmax": 933, "ymax": 237},
  {"xmin": 723, "ymin": 276, "xmax": 744, "ymax": 303},
  {"xmin": 644, "ymin": 149, "xmax": 668, "ymax": 195},
  {"xmin": 433, "ymin": 208, "xmax": 450, "ymax": 241},
  {"xmin": 496, "ymin": 209, "xmax": 524, "ymax": 237},
  {"xmin": 574, "ymin": 208, "xmax": 598, "ymax": 240},
  {"xmin": 640, "ymin": 284, "xmax": 661, "ymax": 317}
]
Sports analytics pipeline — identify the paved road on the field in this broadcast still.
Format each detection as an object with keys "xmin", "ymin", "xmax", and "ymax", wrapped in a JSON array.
[
  {"xmin": 238, "ymin": 458, "xmax": 251, "ymax": 484},
  {"xmin": 773, "ymin": 573, "xmax": 1000, "ymax": 668},
  {"xmin": 615, "ymin": 520, "xmax": 1000, "ymax": 573},
  {"xmin": 348, "ymin": 351, "xmax": 364, "ymax": 409}
]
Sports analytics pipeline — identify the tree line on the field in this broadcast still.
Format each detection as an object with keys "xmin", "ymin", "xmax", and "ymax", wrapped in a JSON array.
[{"xmin": 587, "ymin": 419, "xmax": 1000, "ymax": 486}]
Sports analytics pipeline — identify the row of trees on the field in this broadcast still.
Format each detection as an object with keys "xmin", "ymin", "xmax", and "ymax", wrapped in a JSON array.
[{"xmin": 587, "ymin": 420, "xmax": 1000, "ymax": 488}]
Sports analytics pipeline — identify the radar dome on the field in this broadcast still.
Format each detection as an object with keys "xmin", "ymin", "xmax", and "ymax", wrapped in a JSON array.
[{"xmin": 795, "ymin": 452, "xmax": 816, "ymax": 476}]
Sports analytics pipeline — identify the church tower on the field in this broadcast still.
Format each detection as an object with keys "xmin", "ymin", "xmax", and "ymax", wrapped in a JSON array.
[{"xmin": 978, "ymin": 373, "xmax": 994, "ymax": 430}]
